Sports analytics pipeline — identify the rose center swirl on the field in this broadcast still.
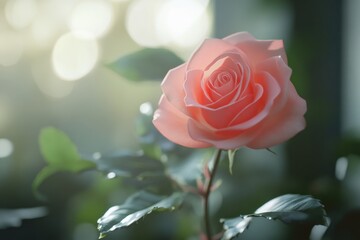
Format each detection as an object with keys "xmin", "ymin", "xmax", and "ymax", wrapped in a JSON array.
[{"xmin": 214, "ymin": 72, "xmax": 232, "ymax": 87}]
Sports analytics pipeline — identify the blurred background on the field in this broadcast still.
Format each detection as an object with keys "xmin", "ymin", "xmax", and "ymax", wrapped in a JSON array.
[{"xmin": 0, "ymin": 0, "xmax": 359, "ymax": 239}]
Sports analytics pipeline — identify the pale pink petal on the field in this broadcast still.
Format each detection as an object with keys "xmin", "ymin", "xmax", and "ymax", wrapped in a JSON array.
[
  {"xmin": 255, "ymin": 56, "xmax": 291, "ymax": 113},
  {"xmin": 184, "ymin": 70, "xmax": 208, "ymax": 105},
  {"xmin": 187, "ymin": 39, "xmax": 237, "ymax": 70},
  {"xmin": 223, "ymin": 32, "xmax": 256, "ymax": 44},
  {"xmin": 153, "ymin": 32, "xmax": 305, "ymax": 150},
  {"xmin": 161, "ymin": 64, "xmax": 187, "ymax": 113},
  {"xmin": 231, "ymin": 37, "xmax": 288, "ymax": 65},
  {"xmin": 184, "ymin": 59, "xmax": 243, "ymax": 108},
  {"xmin": 257, "ymin": 56, "xmax": 291, "ymax": 83},
  {"xmin": 203, "ymin": 56, "xmax": 241, "ymax": 101},
  {"xmin": 185, "ymin": 72, "xmax": 281, "ymax": 147},
  {"xmin": 187, "ymin": 119, "xmax": 259, "ymax": 150},
  {"xmin": 228, "ymin": 72, "xmax": 281, "ymax": 128},
  {"xmin": 184, "ymin": 73, "xmax": 277, "ymax": 130},
  {"xmin": 224, "ymin": 57, "xmax": 291, "ymax": 131},
  {"xmin": 246, "ymin": 84, "xmax": 307, "ymax": 149},
  {"xmin": 191, "ymin": 93, "xmax": 254, "ymax": 129},
  {"xmin": 153, "ymin": 95, "xmax": 211, "ymax": 148}
]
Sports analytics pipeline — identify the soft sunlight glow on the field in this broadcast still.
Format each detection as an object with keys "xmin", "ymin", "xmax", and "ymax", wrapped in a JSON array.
[
  {"xmin": 0, "ymin": 32, "xmax": 23, "ymax": 67},
  {"xmin": 106, "ymin": 172, "xmax": 116, "ymax": 179},
  {"xmin": 111, "ymin": 0, "xmax": 129, "ymax": 2},
  {"xmin": 0, "ymin": 139, "xmax": 14, "ymax": 158},
  {"xmin": 125, "ymin": 0, "xmax": 211, "ymax": 48},
  {"xmin": 139, "ymin": 102, "xmax": 153, "ymax": 116},
  {"xmin": 156, "ymin": 0, "xmax": 211, "ymax": 47},
  {"xmin": 335, "ymin": 157, "xmax": 349, "ymax": 181},
  {"xmin": 5, "ymin": 0, "xmax": 38, "ymax": 29},
  {"xmin": 69, "ymin": 0, "xmax": 114, "ymax": 39},
  {"xmin": 31, "ymin": 15, "xmax": 61, "ymax": 48},
  {"xmin": 52, "ymin": 32, "xmax": 99, "ymax": 81},
  {"xmin": 31, "ymin": 59, "xmax": 74, "ymax": 98},
  {"xmin": 126, "ymin": 0, "xmax": 168, "ymax": 47},
  {"xmin": 30, "ymin": 0, "xmax": 77, "ymax": 48}
]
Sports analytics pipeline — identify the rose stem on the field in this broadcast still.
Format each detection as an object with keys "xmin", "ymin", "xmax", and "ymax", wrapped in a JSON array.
[{"xmin": 204, "ymin": 148, "xmax": 222, "ymax": 240}]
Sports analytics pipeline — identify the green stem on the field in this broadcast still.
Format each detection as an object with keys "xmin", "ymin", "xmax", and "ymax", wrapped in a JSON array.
[{"xmin": 204, "ymin": 149, "xmax": 222, "ymax": 240}]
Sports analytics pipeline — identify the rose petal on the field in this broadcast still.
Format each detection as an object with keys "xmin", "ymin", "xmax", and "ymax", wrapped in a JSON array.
[
  {"xmin": 184, "ymin": 68, "xmax": 246, "ymax": 110},
  {"xmin": 228, "ymin": 71, "xmax": 281, "ymax": 128},
  {"xmin": 187, "ymin": 119, "xmax": 258, "ymax": 149},
  {"xmin": 184, "ymin": 72, "xmax": 282, "ymax": 147},
  {"xmin": 255, "ymin": 56, "xmax": 291, "ymax": 112},
  {"xmin": 224, "ymin": 33, "xmax": 287, "ymax": 65},
  {"xmin": 153, "ymin": 95, "xmax": 211, "ymax": 148},
  {"xmin": 201, "ymin": 51, "xmax": 253, "ymax": 103},
  {"xmin": 223, "ymin": 57, "xmax": 291, "ymax": 131},
  {"xmin": 161, "ymin": 64, "xmax": 187, "ymax": 113},
  {"xmin": 203, "ymin": 57, "xmax": 240, "ymax": 101},
  {"xmin": 185, "ymin": 54, "xmax": 253, "ymax": 110},
  {"xmin": 246, "ymin": 84, "xmax": 307, "ymax": 149},
  {"xmin": 187, "ymin": 38, "xmax": 238, "ymax": 70},
  {"xmin": 184, "ymin": 70, "xmax": 208, "ymax": 105},
  {"xmin": 223, "ymin": 32, "xmax": 256, "ymax": 44},
  {"xmin": 195, "ymin": 92, "xmax": 255, "ymax": 129},
  {"xmin": 153, "ymin": 32, "xmax": 306, "ymax": 150}
]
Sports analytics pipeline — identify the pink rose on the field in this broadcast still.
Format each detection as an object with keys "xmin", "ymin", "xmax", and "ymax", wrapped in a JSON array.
[{"xmin": 153, "ymin": 32, "xmax": 306, "ymax": 150}]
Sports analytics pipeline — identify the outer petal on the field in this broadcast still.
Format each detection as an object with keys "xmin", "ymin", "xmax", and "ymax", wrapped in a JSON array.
[
  {"xmin": 224, "ymin": 32, "xmax": 287, "ymax": 65},
  {"xmin": 246, "ymin": 84, "xmax": 307, "ymax": 149},
  {"xmin": 161, "ymin": 64, "xmax": 187, "ymax": 113},
  {"xmin": 187, "ymin": 38, "xmax": 238, "ymax": 70},
  {"xmin": 228, "ymin": 72, "xmax": 280, "ymax": 127},
  {"xmin": 152, "ymin": 95, "xmax": 211, "ymax": 148},
  {"xmin": 187, "ymin": 119, "xmax": 259, "ymax": 149},
  {"xmin": 223, "ymin": 32, "xmax": 256, "ymax": 44},
  {"xmin": 184, "ymin": 70, "xmax": 207, "ymax": 105},
  {"xmin": 255, "ymin": 56, "xmax": 291, "ymax": 111}
]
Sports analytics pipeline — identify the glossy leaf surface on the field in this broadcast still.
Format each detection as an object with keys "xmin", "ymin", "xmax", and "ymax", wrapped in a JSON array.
[
  {"xmin": 108, "ymin": 48, "xmax": 183, "ymax": 81},
  {"xmin": 33, "ymin": 127, "xmax": 96, "ymax": 196},
  {"xmin": 221, "ymin": 194, "xmax": 328, "ymax": 240},
  {"xmin": 98, "ymin": 191, "xmax": 185, "ymax": 238}
]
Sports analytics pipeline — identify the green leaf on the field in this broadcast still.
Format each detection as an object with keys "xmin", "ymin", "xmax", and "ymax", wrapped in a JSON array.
[
  {"xmin": 227, "ymin": 149, "xmax": 238, "ymax": 174},
  {"xmin": 94, "ymin": 151, "xmax": 165, "ymax": 178},
  {"xmin": 221, "ymin": 194, "xmax": 328, "ymax": 240},
  {"xmin": 39, "ymin": 127, "xmax": 80, "ymax": 165},
  {"xmin": 93, "ymin": 151, "xmax": 172, "ymax": 191},
  {"xmin": 108, "ymin": 48, "xmax": 184, "ymax": 81},
  {"xmin": 97, "ymin": 191, "xmax": 185, "ymax": 237},
  {"xmin": 167, "ymin": 150, "xmax": 210, "ymax": 186},
  {"xmin": 33, "ymin": 127, "xmax": 96, "ymax": 196},
  {"xmin": 32, "ymin": 167, "xmax": 59, "ymax": 199}
]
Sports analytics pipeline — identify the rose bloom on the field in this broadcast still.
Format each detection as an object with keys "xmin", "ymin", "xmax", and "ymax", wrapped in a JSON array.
[{"xmin": 153, "ymin": 32, "xmax": 306, "ymax": 150}]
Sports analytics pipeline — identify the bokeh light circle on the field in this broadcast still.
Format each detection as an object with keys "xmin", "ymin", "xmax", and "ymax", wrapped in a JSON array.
[
  {"xmin": 52, "ymin": 32, "xmax": 99, "ymax": 81},
  {"xmin": 5, "ymin": 0, "xmax": 38, "ymax": 29},
  {"xmin": 0, "ymin": 139, "xmax": 14, "ymax": 158},
  {"xmin": 156, "ymin": 0, "xmax": 210, "ymax": 47},
  {"xmin": 126, "ymin": 0, "xmax": 211, "ymax": 48},
  {"xmin": 126, "ymin": 0, "xmax": 168, "ymax": 47},
  {"xmin": 69, "ymin": 0, "xmax": 114, "ymax": 39}
]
